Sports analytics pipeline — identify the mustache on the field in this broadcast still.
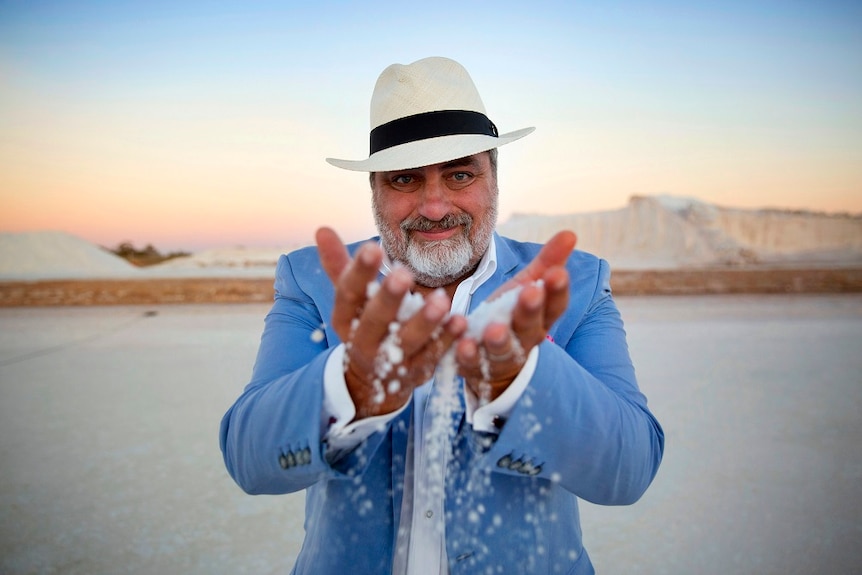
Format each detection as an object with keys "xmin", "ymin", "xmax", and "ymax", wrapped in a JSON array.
[{"xmin": 401, "ymin": 213, "xmax": 473, "ymax": 233}]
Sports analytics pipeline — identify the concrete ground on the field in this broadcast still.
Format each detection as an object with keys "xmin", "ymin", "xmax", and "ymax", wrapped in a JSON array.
[{"xmin": 1, "ymin": 295, "xmax": 860, "ymax": 574}]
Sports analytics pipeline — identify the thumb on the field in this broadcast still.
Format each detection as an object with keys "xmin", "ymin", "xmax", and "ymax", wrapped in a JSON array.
[{"xmin": 492, "ymin": 230, "xmax": 577, "ymax": 298}]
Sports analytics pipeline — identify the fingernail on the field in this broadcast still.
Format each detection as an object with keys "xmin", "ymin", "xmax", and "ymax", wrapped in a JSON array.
[
  {"xmin": 387, "ymin": 269, "xmax": 411, "ymax": 293},
  {"xmin": 524, "ymin": 288, "xmax": 544, "ymax": 310},
  {"xmin": 424, "ymin": 299, "xmax": 446, "ymax": 322},
  {"xmin": 359, "ymin": 245, "xmax": 377, "ymax": 266},
  {"xmin": 426, "ymin": 288, "xmax": 449, "ymax": 308},
  {"xmin": 461, "ymin": 341, "xmax": 477, "ymax": 360},
  {"xmin": 447, "ymin": 315, "xmax": 467, "ymax": 337},
  {"xmin": 487, "ymin": 328, "xmax": 507, "ymax": 346}
]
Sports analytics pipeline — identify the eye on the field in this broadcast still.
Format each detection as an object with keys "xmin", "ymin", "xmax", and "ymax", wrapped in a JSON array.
[
  {"xmin": 448, "ymin": 171, "xmax": 474, "ymax": 188},
  {"xmin": 392, "ymin": 174, "xmax": 415, "ymax": 185},
  {"xmin": 384, "ymin": 172, "xmax": 422, "ymax": 192}
]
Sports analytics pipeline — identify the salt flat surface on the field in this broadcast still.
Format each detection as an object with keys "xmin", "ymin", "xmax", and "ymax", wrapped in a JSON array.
[{"xmin": 0, "ymin": 295, "xmax": 860, "ymax": 574}]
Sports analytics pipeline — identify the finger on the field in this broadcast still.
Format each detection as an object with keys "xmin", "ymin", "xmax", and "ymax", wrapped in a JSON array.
[
  {"xmin": 482, "ymin": 322, "xmax": 516, "ymax": 362},
  {"xmin": 456, "ymin": 326, "xmax": 522, "ymax": 402},
  {"xmin": 317, "ymin": 227, "xmax": 383, "ymax": 298},
  {"xmin": 512, "ymin": 230, "xmax": 576, "ymax": 286},
  {"xmin": 328, "ymin": 242, "xmax": 384, "ymax": 337},
  {"xmin": 394, "ymin": 288, "xmax": 451, "ymax": 357},
  {"xmin": 315, "ymin": 227, "xmax": 351, "ymax": 285},
  {"xmin": 414, "ymin": 313, "xmax": 468, "ymax": 372},
  {"xmin": 454, "ymin": 336, "xmax": 482, "ymax": 378},
  {"xmin": 490, "ymin": 231, "xmax": 576, "ymax": 299},
  {"xmin": 440, "ymin": 314, "xmax": 468, "ymax": 348},
  {"xmin": 350, "ymin": 267, "xmax": 414, "ymax": 358},
  {"xmin": 541, "ymin": 266, "xmax": 570, "ymax": 332},
  {"xmin": 360, "ymin": 311, "xmax": 466, "ymax": 405},
  {"xmin": 510, "ymin": 283, "xmax": 547, "ymax": 347},
  {"xmin": 513, "ymin": 230, "xmax": 576, "ymax": 285}
]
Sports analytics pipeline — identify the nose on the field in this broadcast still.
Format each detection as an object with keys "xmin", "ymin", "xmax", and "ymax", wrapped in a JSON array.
[{"xmin": 417, "ymin": 176, "xmax": 452, "ymax": 221}]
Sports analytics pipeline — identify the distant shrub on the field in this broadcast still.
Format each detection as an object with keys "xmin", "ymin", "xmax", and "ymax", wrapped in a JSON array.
[{"xmin": 106, "ymin": 242, "xmax": 191, "ymax": 267}]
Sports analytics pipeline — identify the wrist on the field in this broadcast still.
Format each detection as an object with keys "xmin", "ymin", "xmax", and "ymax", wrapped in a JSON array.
[{"xmin": 345, "ymin": 363, "xmax": 411, "ymax": 421}]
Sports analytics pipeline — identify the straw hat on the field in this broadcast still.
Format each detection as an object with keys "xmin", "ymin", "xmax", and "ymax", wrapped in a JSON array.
[{"xmin": 326, "ymin": 57, "xmax": 534, "ymax": 172}]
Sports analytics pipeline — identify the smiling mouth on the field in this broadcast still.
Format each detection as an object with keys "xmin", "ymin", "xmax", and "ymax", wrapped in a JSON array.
[
  {"xmin": 411, "ymin": 226, "xmax": 460, "ymax": 242},
  {"xmin": 402, "ymin": 213, "xmax": 472, "ymax": 237},
  {"xmin": 407, "ymin": 224, "xmax": 462, "ymax": 239}
]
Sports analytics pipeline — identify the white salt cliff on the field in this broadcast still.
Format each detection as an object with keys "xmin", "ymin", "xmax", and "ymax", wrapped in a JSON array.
[{"xmin": 498, "ymin": 195, "xmax": 862, "ymax": 269}]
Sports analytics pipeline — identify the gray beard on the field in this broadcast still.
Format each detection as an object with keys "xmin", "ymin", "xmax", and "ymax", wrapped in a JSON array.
[
  {"xmin": 373, "ymin": 202, "xmax": 497, "ymax": 289},
  {"xmin": 405, "ymin": 229, "xmax": 475, "ymax": 288}
]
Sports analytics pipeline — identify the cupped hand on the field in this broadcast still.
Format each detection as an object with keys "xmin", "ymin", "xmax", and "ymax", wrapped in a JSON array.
[
  {"xmin": 455, "ymin": 230, "xmax": 577, "ymax": 403},
  {"xmin": 316, "ymin": 227, "xmax": 467, "ymax": 419}
]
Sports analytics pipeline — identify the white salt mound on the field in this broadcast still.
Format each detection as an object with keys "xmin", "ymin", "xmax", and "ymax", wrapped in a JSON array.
[
  {"xmin": 0, "ymin": 231, "xmax": 140, "ymax": 280},
  {"xmin": 498, "ymin": 195, "xmax": 862, "ymax": 269}
]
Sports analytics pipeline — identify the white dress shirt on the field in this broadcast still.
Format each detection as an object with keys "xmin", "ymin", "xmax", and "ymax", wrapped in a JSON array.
[{"xmin": 321, "ymin": 237, "xmax": 537, "ymax": 574}]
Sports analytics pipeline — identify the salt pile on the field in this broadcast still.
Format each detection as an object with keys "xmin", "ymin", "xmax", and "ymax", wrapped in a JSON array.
[
  {"xmin": 0, "ymin": 231, "xmax": 140, "ymax": 281},
  {"xmin": 498, "ymin": 195, "xmax": 862, "ymax": 269}
]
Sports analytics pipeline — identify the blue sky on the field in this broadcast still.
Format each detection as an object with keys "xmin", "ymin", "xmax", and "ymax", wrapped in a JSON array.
[{"xmin": 1, "ymin": 0, "xmax": 860, "ymax": 249}]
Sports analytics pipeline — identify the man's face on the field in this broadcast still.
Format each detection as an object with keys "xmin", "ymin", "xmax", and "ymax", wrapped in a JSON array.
[{"xmin": 371, "ymin": 152, "xmax": 498, "ymax": 289}]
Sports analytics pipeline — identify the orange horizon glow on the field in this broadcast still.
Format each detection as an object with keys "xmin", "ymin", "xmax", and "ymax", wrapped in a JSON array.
[{"xmin": 2, "ymin": 2, "xmax": 860, "ymax": 252}]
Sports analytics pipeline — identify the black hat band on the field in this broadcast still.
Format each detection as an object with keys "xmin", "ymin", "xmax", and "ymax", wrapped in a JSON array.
[{"xmin": 370, "ymin": 110, "xmax": 498, "ymax": 155}]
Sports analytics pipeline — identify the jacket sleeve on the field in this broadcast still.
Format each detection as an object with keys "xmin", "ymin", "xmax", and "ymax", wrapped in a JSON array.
[
  {"xmin": 479, "ymin": 257, "xmax": 664, "ymax": 505},
  {"xmin": 219, "ymin": 251, "xmax": 390, "ymax": 495}
]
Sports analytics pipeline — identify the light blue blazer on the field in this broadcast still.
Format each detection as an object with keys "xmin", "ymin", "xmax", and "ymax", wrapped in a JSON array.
[{"xmin": 220, "ymin": 233, "xmax": 664, "ymax": 574}]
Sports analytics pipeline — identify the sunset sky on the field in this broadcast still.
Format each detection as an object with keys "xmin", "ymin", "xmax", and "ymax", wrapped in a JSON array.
[{"xmin": 1, "ymin": 1, "xmax": 860, "ymax": 251}]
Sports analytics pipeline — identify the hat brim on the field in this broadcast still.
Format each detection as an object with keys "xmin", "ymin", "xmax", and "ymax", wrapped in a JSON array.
[{"xmin": 326, "ymin": 127, "xmax": 535, "ymax": 172}]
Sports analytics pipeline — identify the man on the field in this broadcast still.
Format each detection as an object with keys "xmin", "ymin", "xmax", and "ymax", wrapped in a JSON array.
[{"xmin": 220, "ymin": 56, "xmax": 664, "ymax": 574}]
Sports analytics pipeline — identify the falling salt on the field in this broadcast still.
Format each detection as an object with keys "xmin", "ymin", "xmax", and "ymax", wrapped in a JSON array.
[
  {"xmin": 352, "ymin": 278, "xmax": 537, "ymax": 548},
  {"xmin": 525, "ymin": 422, "xmax": 542, "ymax": 440},
  {"xmin": 371, "ymin": 380, "xmax": 385, "ymax": 405},
  {"xmin": 310, "ymin": 323, "xmax": 326, "ymax": 343},
  {"xmin": 418, "ymin": 284, "xmax": 530, "ymax": 539},
  {"xmin": 396, "ymin": 290, "xmax": 426, "ymax": 322},
  {"xmin": 463, "ymin": 286, "xmax": 529, "ymax": 404},
  {"xmin": 360, "ymin": 282, "xmax": 428, "ymax": 403},
  {"xmin": 365, "ymin": 280, "xmax": 426, "ymax": 323}
]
